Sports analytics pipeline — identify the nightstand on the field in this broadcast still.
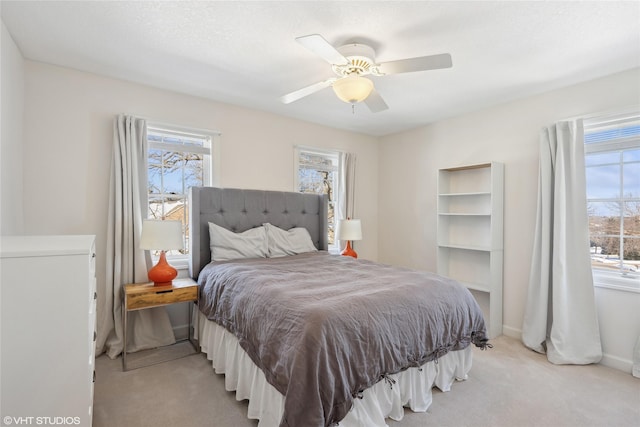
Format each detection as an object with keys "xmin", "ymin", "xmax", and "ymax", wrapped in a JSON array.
[{"xmin": 122, "ymin": 278, "xmax": 199, "ymax": 371}]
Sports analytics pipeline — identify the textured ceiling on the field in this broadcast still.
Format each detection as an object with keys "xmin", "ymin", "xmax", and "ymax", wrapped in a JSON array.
[{"xmin": 2, "ymin": 1, "xmax": 639, "ymax": 136}]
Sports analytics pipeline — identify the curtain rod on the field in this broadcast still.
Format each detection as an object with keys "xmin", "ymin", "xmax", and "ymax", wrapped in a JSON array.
[
  {"xmin": 295, "ymin": 144, "xmax": 348, "ymax": 155},
  {"xmin": 123, "ymin": 113, "xmax": 222, "ymax": 136},
  {"xmin": 561, "ymin": 104, "xmax": 640, "ymax": 122}
]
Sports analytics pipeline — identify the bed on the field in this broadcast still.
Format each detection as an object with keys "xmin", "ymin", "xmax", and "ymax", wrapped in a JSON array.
[{"xmin": 189, "ymin": 187, "xmax": 489, "ymax": 427}]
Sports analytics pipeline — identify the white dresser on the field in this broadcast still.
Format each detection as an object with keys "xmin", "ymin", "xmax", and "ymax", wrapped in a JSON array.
[{"xmin": 1, "ymin": 235, "xmax": 97, "ymax": 426}]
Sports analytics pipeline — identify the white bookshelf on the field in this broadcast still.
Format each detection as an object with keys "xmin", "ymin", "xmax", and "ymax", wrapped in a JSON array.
[{"xmin": 437, "ymin": 162, "xmax": 504, "ymax": 338}]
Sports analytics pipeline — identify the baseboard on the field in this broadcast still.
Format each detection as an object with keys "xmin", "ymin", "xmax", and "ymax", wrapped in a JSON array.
[
  {"xmin": 502, "ymin": 325, "xmax": 522, "ymax": 340},
  {"xmin": 500, "ymin": 325, "xmax": 633, "ymax": 375},
  {"xmin": 600, "ymin": 353, "xmax": 633, "ymax": 374},
  {"xmin": 172, "ymin": 323, "xmax": 190, "ymax": 341}
]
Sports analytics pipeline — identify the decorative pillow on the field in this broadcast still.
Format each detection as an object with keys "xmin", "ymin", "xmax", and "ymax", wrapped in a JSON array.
[
  {"xmin": 263, "ymin": 223, "xmax": 318, "ymax": 258},
  {"xmin": 208, "ymin": 222, "xmax": 268, "ymax": 261}
]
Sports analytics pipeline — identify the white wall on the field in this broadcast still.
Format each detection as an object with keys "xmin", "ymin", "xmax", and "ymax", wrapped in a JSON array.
[
  {"xmin": 13, "ymin": 49, "xmax": 639, "ymax": 372},
  {"xmin": 21, "ymin": 60, "xmax": 379, "ymax": 342},
  {"xmin": 378, "ymin": 67, "xmax": 640, "ymax": 373},
  {"xmin": 0, "ymin": 21, "xmax": 24, "ymax": 235}
]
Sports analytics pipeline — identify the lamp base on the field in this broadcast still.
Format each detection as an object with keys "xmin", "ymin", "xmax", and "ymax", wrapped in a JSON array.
[
  {"xmin": 340, "ymin": 241, "xmax": 358, "ymax": 258},
  {"xmin": 148, "ymin": 251, "xmax": 177, "ymax": 287}
]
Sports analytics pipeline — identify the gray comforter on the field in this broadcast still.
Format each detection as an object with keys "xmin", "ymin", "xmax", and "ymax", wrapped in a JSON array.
[{"xmin": 198, "ymin": 252, "xmax": 489, "ymax": 427}]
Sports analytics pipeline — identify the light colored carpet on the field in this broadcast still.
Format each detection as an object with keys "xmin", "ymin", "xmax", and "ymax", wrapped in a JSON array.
[{"xmin": 93, "ymin": 335, "xmax": 639, "ymax": 427}]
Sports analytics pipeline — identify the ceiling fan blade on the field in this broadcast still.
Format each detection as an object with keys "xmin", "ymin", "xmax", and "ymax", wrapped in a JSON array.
[
  {"xmin": 279, "ymin": 78, "xmax": 336, "ymax": 104},
  {"xmin": 295, "ymin": 34, "xmax": 349, "ymax": 66},
  {"xmin": 377, "ymin": 53, "xmax": 452, "ymax": 75},
  {"xmin": 364, "ymin": 89, "xmax": 389, "ymax": 113}
]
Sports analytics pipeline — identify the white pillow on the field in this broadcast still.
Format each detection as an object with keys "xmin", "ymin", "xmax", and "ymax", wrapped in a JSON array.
[
  {"xmin": 208, "ymin": 222, "xmax": 268, "ymax": 261},
  {"xmin": 264, "ymin": 223, "xmax": 318, "ymax": 258}
]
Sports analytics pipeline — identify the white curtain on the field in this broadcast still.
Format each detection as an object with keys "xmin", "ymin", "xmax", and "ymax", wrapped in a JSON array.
[
  {"xmin": 338, "ymin": 152, "xmax": 357, "ymax": 249},
  {"xmin": 97, "ymin": 114, "xmax": 175, "ymax": 359},
  {"xmin": 522, "ymin": 120, "xmax": 602, "ymax": 364}
]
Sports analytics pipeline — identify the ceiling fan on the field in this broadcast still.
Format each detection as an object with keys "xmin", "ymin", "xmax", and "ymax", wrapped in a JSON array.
[{"xmin": 279, "ymin": 34, "xmax": 453, "ymax": 113}]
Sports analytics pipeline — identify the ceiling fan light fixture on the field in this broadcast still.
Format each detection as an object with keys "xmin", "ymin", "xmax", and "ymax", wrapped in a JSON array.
[{"xmin": 332, "ymin": 74, "xmax": 374, "ymax": 104}]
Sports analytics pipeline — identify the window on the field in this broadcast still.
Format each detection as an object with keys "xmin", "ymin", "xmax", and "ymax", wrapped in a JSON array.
[
  {"xmin": 295, "ymin": 147, "xmax": 341, "ymax": 251},
  {"xmin": 584, "ymin": 111, "xmax": 640, "ymax": 291},
  {"xmin": 147, "ymin": 124, "xmax": 217, "ymax": 261}
]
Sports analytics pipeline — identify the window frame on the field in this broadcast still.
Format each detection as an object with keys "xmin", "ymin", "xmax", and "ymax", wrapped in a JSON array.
[
  {"xmin": 146, "ymin": 122, "xmax": 220, "ymax": 268},
  {"xmin": 584, "ymin": 110, "xmax": 640, "ymax": 293},
  {"xmin": 294, "ymin": 146, "xmax": 342, "ymax": 254}
]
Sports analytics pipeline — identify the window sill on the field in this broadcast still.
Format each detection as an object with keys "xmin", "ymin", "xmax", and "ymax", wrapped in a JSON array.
[
  {"xmin": 593, "ymin": 270, "xmax": 640, "ymax": 294},
  {"xmin": 594, "ymin": 282, "xmax": 640, "ymax": 294}
]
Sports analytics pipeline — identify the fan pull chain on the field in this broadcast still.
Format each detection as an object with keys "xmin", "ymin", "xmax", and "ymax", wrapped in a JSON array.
[{"xmin": 352, "ymin": 104, "xmax": 355, "ymax": 114}]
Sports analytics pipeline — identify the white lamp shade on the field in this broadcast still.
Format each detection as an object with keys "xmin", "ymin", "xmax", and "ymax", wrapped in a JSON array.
[
  {"xmin": 140, "ymin": 219, "xmax": 183, "ymax": 251},
  {"xmin": 336, "ymin": 218, "xmax": 362, "ymax": 241},
  {"xmin": 332, "ymin": 75, "xmax": 374, "ymax": 104}
]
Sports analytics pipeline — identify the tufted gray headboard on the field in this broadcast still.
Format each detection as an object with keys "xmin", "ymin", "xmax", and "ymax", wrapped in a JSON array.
[{"xmin": 189, "ymin": 187, "xmax": 328, "ymax": 280}]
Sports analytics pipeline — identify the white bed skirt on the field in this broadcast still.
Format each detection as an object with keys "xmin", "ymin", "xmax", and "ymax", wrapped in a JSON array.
[{"xmin": 195, "ymin": 309, "xmax": 473, "ymax": 427}]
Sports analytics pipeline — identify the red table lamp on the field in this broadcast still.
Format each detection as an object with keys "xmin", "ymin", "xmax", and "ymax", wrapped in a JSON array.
[
  {"xmin": 336, "ymin": 218, "xmax": 362, "ymax": 258},
  {"xmin": 140, "ymin": 219, "xmax": 183, "ymax": 286}
]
